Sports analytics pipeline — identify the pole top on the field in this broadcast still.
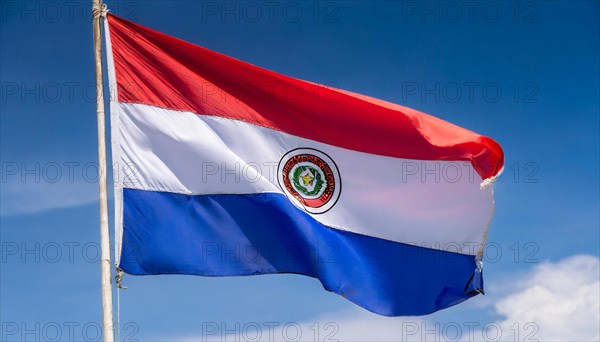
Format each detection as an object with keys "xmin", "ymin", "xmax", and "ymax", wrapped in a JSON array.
[{"xmin": 92, "ymin": 2, "xmax": 108, "ymax": 19}]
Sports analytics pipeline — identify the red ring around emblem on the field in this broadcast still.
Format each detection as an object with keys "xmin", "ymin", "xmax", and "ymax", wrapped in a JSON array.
[{"xmin": 281, "ymin": 154, "xmax": 335, "ymax": 209}]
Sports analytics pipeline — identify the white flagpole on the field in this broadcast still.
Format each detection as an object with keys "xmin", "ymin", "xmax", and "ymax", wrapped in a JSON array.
[{"xmin": 92, "ymin": 0, "xmax": 115, "ymax": 341}]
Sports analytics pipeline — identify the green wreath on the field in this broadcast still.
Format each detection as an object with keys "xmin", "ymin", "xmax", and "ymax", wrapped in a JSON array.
[{"xmin": 292, "ymin": 166, "xmax": 324, "ymax": 196}]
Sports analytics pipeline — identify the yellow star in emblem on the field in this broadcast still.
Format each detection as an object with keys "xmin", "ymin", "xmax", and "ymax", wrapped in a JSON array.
[{"xmin": 300, "ymin": 173, "xmax": 315, "ymax": 186}]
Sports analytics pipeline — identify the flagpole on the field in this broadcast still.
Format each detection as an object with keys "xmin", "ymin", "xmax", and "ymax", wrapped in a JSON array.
[{"xmin": 92, "ymin": 0, "xmax": 115, "ymax": 341}]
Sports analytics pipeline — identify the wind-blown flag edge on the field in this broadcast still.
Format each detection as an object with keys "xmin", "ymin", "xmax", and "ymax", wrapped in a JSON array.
[{"xmin": 104, "ymin": 14, "xmax": 504, "ymax": 316}]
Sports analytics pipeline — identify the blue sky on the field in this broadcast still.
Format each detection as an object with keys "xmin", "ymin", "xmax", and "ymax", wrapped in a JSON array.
[{"xmin": 1, "ymin": 1, "xmax": 599, "ymax": 341}]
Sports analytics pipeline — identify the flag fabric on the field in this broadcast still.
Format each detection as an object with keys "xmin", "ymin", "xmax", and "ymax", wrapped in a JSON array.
[{"xmin": 105, "ymin": 14, "xmax": 504, "ymax": 316}]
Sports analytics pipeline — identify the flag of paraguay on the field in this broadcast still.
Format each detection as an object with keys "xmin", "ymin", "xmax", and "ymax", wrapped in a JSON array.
[{"xmin": 105, "ymin": 14, "xmax": 504, "ymax": 316}]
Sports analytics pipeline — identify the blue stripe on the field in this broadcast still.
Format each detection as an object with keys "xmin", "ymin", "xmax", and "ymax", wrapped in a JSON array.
[{"xmin": 120, "ymin": 188, "xmax": 483, "ymax": 316}]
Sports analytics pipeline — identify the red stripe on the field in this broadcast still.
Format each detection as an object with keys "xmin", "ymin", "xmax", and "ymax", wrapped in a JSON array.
[{"xmin": 107, "ymin": 14, "xmax": 503, "ymax": 179}]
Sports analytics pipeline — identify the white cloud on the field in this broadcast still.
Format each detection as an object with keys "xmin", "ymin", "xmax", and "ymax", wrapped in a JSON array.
[
  {"xmin": 0, "ymin": 178, "xmax": 98, "ymax": 216},
  {"xmin": 488, "ymin": 254, "xmax": 600, "ymax": 341},
  {"xmin": 176, "ymin": 255, "xmax": 600, "ymax": 342}
]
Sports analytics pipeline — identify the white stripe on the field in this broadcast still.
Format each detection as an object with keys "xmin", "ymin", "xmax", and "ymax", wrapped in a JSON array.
[
  {"xmin": 104, "ymin": 18, "xmax": 123, "ymax": 265},
  {"xmin": 115, "ymin": 102, "xmax": 494, "ymax": 255}
]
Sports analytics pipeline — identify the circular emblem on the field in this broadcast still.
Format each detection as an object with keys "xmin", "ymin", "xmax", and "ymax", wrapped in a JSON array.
[{"xmin": 277, "ymin": 148, "xmax": 341, "ymax": 214}]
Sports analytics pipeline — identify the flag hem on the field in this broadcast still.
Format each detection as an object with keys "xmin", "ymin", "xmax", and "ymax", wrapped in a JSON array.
[{"xmin": 104, "ymin": 16, "xmax": 124, "ymax": 266}]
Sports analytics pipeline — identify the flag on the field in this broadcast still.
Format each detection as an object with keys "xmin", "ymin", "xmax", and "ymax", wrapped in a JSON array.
[{"xmin": 105, "ymin": 14, "xmax": 504, "ymax": 316}]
